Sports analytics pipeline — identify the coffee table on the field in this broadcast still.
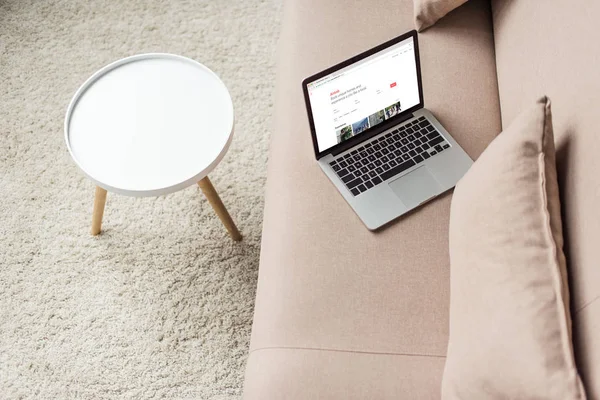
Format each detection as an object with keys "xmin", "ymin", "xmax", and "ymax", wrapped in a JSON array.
[{"xmin": 65, "ymin": 53, "xmax": 242, "ymax": 240}]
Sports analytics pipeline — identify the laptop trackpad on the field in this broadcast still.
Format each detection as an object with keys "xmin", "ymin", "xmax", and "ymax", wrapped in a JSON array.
[{"xmin": 388, "ymin": 166, "xmax": 442, "ymax": 209}]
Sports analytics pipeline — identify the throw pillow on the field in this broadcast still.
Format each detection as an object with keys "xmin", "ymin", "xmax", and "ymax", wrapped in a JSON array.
[
  {"xmin": 443, "ymin": 97, "xmax": 587, "ymax": 399},
  {"xmin": 414, "ymin": 0, "xmax": 468, "ymax": 31}
]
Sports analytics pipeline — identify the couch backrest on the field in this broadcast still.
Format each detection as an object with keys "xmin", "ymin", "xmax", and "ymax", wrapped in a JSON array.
[{"xmin": 492, "ymin": 1, "xmax": 600, "ymax": 397}]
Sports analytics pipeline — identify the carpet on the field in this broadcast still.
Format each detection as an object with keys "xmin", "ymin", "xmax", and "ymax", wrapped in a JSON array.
[{"xmin": 0, "ymin": 0, "xmax": 282, "ymax": 398}]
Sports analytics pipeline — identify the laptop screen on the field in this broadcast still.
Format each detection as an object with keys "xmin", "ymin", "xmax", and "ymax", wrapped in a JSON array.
[{"xmin": 306, "ymin": 36, "xmax": 420, "ymax": 153}]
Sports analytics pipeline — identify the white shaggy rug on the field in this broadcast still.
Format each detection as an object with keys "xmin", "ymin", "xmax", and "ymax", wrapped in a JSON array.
[{"xmin": 0, "ymin": 0, "xmax": 281, "ymax": 398}]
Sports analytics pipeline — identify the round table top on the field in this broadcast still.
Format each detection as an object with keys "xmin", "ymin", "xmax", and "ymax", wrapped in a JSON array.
[{"xmin": 65, "ymin": 53, "xmax": 234, "ymax": 197}]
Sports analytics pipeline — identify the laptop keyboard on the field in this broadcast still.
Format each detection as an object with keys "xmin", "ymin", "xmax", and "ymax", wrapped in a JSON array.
[{"xmin": 329, "ymin": 116, "xmax": 450, "ymax": 196}]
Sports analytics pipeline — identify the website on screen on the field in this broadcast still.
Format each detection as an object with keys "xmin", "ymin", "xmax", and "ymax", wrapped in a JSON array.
[{"xmin": 307, "ymin": 37, "xmax": 420, "ymax": 153}]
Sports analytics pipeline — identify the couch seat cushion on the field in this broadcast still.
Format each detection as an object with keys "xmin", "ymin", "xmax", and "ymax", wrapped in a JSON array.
[{"xmin": 244, "ymin": 0, "xmax": 501, "ymax": 398}]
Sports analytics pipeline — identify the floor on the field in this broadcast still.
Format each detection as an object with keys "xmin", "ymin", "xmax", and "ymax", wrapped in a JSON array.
[{"xmin": 0, "ymin": 0, "xmax": 282, "ymax": 398}]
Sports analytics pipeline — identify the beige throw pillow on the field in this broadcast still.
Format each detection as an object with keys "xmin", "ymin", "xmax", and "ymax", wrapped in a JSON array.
[
  {"xmin": 413, "ymin": 0, "xmax": 468, "ymax": 31},
  {"xmin": 443, "ymin": 97, "xmax": 587, "ymax": 399}
]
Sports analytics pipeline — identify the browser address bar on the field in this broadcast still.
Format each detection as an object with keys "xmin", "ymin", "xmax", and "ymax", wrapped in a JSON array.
[{"xmin": 311, "ymin": 42, "xmax": 413, "ymax": 88}]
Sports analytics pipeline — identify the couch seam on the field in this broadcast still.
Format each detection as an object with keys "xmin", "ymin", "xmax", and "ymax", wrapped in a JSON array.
[
  {"xmin": 538, "ymin": 98, "xmax": 587, "ymax": 399},
  {"xmin": 489, "ymin": 0, "xmax": 504, "ymax": 132},
  {"xmin": 575, "ymin": 295, "xmax": 600, "ymax": 315},
  {"xmin": 248, "ymin": 345, "xmax": 446, "ymax": 359}
]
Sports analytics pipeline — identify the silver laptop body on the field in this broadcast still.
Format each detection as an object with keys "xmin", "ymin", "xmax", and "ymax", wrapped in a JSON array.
[{"xmin": 302, "ymin": 30, "xmax": 473, "ymax": 230}]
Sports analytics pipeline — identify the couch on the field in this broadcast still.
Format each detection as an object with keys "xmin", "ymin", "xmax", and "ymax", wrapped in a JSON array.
[{"xmin": 243, "ymin": 0, "xmax": 600, "ymax": 398}]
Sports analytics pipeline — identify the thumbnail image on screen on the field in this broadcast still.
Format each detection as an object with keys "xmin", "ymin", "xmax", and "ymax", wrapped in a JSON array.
[
  {"xmin": 385, "ymin": 101, "xmax": 401, "ymax": 119},
  {"xmin": 335, "ymin": 125, "xmax": 354, "ymax": 143}
]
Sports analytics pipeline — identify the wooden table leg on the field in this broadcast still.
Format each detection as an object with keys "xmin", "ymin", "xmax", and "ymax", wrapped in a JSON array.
[
  {"xmin": 198, "ymin": 176, "xmax": 242, "ymax": 241},
  {"xmin": 91, "ymin": 186, "xmax": 108, "ymax": 236}
]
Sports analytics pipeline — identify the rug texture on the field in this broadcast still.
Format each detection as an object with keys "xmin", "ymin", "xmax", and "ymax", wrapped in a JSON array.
[{"xmin": 0, "ymin": 0, "xmax": 282, "ymax": 398}]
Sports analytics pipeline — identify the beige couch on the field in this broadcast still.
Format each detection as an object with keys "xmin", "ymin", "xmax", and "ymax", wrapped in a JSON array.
[{"xmin": 243, "ymin": 0, "xmax": 600, "ymax": 398}]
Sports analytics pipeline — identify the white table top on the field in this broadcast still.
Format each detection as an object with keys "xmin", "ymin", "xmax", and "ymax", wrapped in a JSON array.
[{"xmin": 65, "ymin": 53, "xmax": 234, "ymax": 197}]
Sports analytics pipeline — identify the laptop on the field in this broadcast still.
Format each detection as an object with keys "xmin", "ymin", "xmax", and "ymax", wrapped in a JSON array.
[{"xmin": 302, "ymin": 30, "xmax": 473, "ymax": 230}]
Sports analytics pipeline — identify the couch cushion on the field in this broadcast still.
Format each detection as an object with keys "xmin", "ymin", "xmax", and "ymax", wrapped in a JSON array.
[
  {"xmin": 492, "ymin": 2, "xmax": 600, "ymax": 397},
  {"xmin": 414, "ymin": 0, "xmax": 469, "ymax": 31},
  {"xmin": 244, "ymin": 349, "xmax": 445, "ymax": 400},
  {"xmin": 444, "ymin": 97, "xmax": 586, "ymax": 400},
  {"xmin": 244, "ymin": 0, "xmax": 501, "ymax": 398}
]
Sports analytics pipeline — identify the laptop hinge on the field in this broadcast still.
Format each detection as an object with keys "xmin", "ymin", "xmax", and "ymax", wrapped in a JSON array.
[{"xmin": 329, "ymin": 112, "xmax": 414, "ymax": 157}]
